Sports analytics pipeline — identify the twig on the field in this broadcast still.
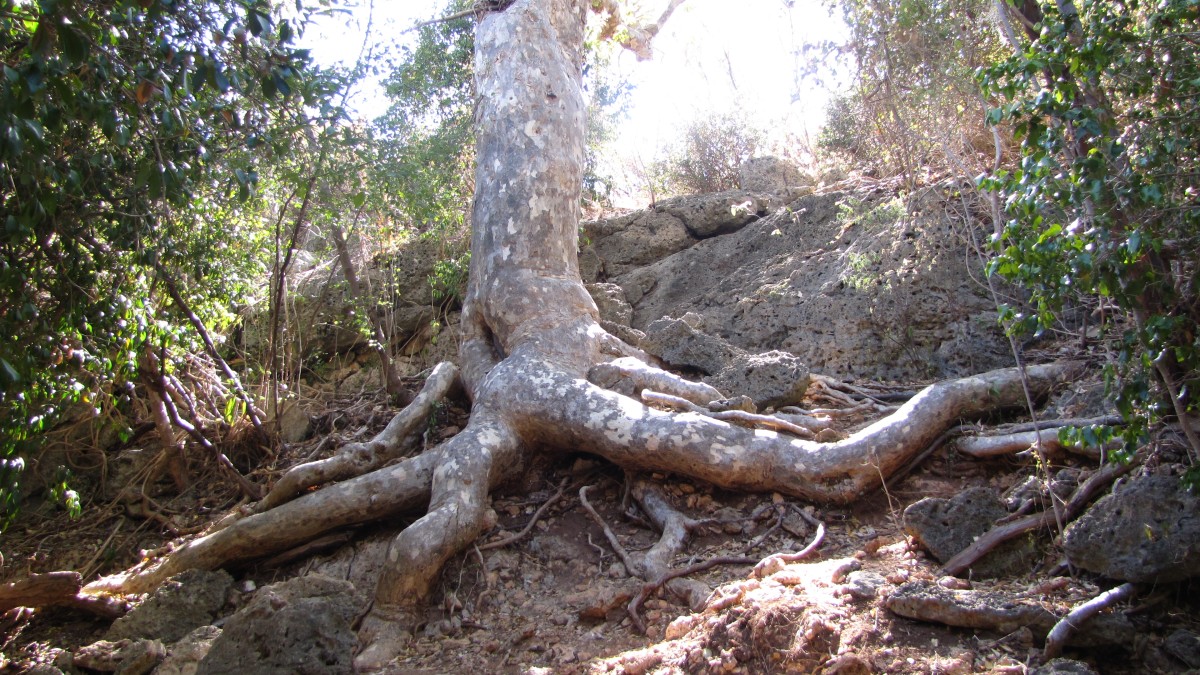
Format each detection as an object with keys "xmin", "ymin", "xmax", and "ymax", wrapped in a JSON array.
[
  {"xmin": 1042, "ymin": 582, "xmax": 1136, "ymax": 662},
  {"xmin": 752, "ymin": 511, "xmax": 826, "ymax": 578},
  {"xmin": 160, "ymin": 393, "xmax": 262, "ymax": 500},
  {"xmin": 626, "ymin": 554, "xmax": 757, "ymax": 634},
  {"xmin": 579, "ymin": 485, "xmax": 637, "ymax": 574},
  {"xmin": 156, "ymin": 263, "xmax": 267, "ymax": 440},
  {"xmin": 80, "ymin": 517, "xmax": 125, "ymax": 580},
  {"xmin": 478, "ymin": 478, "xmax": 569, "ymax": 551}
]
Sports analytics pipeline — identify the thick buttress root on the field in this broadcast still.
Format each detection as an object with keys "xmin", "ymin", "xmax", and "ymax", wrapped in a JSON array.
[
  {"xmin": 83, "ymin": 358, "xmax": 1079, "ymax": 596},
  {"xmin": 355, "ymin": 414, "xmax": 520, "ymax": 671}
]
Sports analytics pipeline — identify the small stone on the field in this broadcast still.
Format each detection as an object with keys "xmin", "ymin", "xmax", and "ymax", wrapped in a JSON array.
[{"xmin": 938, "ymin": 576, "xmax": 971, "ymax": 590}]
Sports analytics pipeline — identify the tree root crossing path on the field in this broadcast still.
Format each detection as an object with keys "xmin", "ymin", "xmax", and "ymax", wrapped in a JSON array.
[{"xmin": 82, "ymin": 0, "xmax": 1082, "ymax": 670}]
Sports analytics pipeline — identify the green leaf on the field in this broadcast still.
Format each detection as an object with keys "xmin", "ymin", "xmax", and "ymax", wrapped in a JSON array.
[{"xmin": 0, "ymin": 358, "xmax": 20, "ymax": 385}]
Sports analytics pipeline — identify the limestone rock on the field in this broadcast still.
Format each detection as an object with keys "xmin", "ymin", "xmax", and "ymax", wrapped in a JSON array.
[
  {"xmin": 586, "ymin": 283, "xmax": 633, "ymax": 326},
  {"xmin": 704, "ymin": 350, "xmax": 810, "ymax": 410},
  {"xmin": 275, "ymin": 402, "xmax": 311, "ymax": 444},
  {"xmin": 73, "ymin": 639, "xmax": 165, "ymax": 674},
  {"xmin": 607, "ymin": 191, "xmax": 1009, "ymax": 382},
  {"xmin": 197, "ymin": 575, "xmax": 357, "ymax": 675},
  {"xmin": 105, "ymin": 569, "xmax": 232, "ymax": 644},
  {"xmin": 156, "ymin": 626, "xmax": 222, "ymax": 675},
  {"xmin": 1063, "ymin": 474, "xmax": 1200, "ymax": 582},
  {"xmin": 903, "ymin": 487, "xmax": 1038, "ymax": 578},
  {"xmin": 1163, "ymin": 628, "xmax": 1200, "ymax": 669},
  {"xmin": 887, "ymin": 580, "xmax": 1133, "ymax": 646},
  {"xmin": 1031, "ymin": 659, "xmax": 1099, "ymax": 675},
  {"xmin": 655, "ymin": 189, "xmax": 767, "ymax": 238},
  {"xmin": 582, "ymin": 210, "xmax": 694, "ymax": 278},
  {"xmin": 641, "ymin": 317, "xmax": 740, "ymax": 375}
]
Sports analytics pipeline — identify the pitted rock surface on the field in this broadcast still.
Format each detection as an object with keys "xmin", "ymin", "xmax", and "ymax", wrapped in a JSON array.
[
  {"xmin": 104, "ymin": 569, "xmax": 232, "ymax": 644},
  {"xmin": 903, "ymin": 487, "xmax": 1037, "ymax": 578},
  {"xmin": 1063, "ymin": 473, "xmax": 1200, "ymax": 582},
  {"xmin": 196, "ymin": 575, "xmax": 357, "ymax": 675}
]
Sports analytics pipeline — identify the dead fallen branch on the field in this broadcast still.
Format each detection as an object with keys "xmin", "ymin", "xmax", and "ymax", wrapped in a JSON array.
[
  {"xmin": 0, "ymin": 572, "xmax": 126, "ymax": 619},
  {"xmin": 1043, "ymin": 582, "xmax": 1137, "ymax": 662}
]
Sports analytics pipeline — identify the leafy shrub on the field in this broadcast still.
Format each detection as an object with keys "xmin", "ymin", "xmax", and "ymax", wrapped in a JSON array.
[
  {"xmin": 980, "ymin": 0, "xmax": 1200, "ymax": 467},
  {"xmin": 656, "ymin": 112, "xmax": 763, "ymax": 195}
]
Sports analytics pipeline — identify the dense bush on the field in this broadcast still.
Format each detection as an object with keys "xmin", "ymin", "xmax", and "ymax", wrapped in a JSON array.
[
  {"xmin": 819, "ymin": 0, "xmax": 1006, "ymax": 183},
  {"xmin": 0, "ymin": 0, "xmax": 331, "ymax": 527},
  {"xmin": 655, "ymin": 112, "xmax": 763, "ymax": 195},
  {"xmin": 980, "ymin": 0, "xmax": 1200, "ymax": 468}
]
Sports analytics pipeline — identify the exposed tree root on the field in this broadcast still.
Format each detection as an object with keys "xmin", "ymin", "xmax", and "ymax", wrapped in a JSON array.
[
  {"xmin": 76, "ymin": 3, "xmax": 1092, "ymax": 671},
  {"xmin": 1, "ymin": 572, "xmax": 127, "ymax": 619},
  {"xmin": 956, "ymin": 428, "xmax": 1109, "ymax": 459},
  {"xmin": 942, "ymin": 452, "xmax": 1139, "ymax": 576},
  {"xmin": 256, "ymin": 362, "xmax": 460, "ymax": 512},
  {"xmin": 590, "ymin": 357, "xmax": 723, "ymax": 405},
  {"xmin": 641, "ymin": 390, "xmax": 818, "ymax": 438},
  {"xmin": 354, "ymin": 414, "xmax": 522, "ymax": 671},
  {"xmin": 1043, "ymin": 582, "xmax": 1136, "ymax": 662}
]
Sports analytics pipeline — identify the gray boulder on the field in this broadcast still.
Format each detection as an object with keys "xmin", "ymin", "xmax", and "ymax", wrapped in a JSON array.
[
  {"xmin": 586, "ymin": 283, "xmax": 634, "ymax": 326},
  {"xmin": 606, "ymin": 191, "xmax": 1010, "ymax": 382},
  {"xmin": 583, "ymin": 210, "xmax": 694, "ymax": 278},
  {"xmin": 738, "ymin": 156, "xmax": 809, "ymax": 194},
  {"xmin": 640, "ymin": 317, "xmax": 810, "ymax": 409},
  {"xmin": 1063, "ymin": 474, "xmax": 1200, "ymax": 582},
  {"xmin": 641, "ymin": 316, "xmax": 741, "ymax": 375},
  {"xmin": 904, "ymin": 487, "xmax": 1038, "ymax": 578},
  {"xmin": 655, "ymin": 190, "xmax": 768, "ymax": 238},
  {"xmin": 105, "ymin": 569, "xmax": 232, "ymax": 644},
  {"xmin": 197, "ymin": 575, "xmax": 358, "ymax": 675},
  {"xmin": 705, "ymin": 351, "xmax": 810, "ymax": 410}
]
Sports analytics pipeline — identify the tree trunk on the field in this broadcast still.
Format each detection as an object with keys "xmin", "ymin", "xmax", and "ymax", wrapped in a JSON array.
[{"xmin": 83, "ymin": 1, "xmax": 1082, "ymax": 670}]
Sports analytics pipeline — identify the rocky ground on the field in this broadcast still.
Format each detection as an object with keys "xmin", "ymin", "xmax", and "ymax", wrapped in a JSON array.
[{"xmin": 3, "ymin": 176, "xmax": 1200, "ymax": 673}]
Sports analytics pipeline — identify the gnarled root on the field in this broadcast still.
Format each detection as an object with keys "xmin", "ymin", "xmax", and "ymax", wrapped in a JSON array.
[
  {"xmin": 354, "ymin": 414, "xmax": 521, "ymax": 671},
  {"xmin": 83, "ymin": 449, "xmax": 443, "ymax": 596},
  {"xmin": 256, "ymin": 362, "xmax": 460, "ymax": 512},
  {"xmin": 527, "ymin": 361, "xmax": 1083, "ymax": 503}
]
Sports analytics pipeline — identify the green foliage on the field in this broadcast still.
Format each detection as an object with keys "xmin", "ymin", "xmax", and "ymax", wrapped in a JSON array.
[
  {"xmin": 836, "ymin": 195, "xmax": 906, "ymax": 231},
  {"xmin": 582, "ymin": 43, "xmax": 632, "ymax": 206},
  {"xmin": 430, "ymin": 252, "xmax": 471, "ymax": 304},
  {"xmin": 980, "ymin": 0, "xmax": 1200, "ymax": 460},
  {"xmin": 655, "ymin": 112, "xmax": 763, "ymax": 195},
  {"xmin": 0, "ymin": 0, "xmax": 331, "ymax": 528},
  {"xmin": 819, "ymin": 0, "xmax": 1006, "ymax": 181},
  {"xmin": 373, "ymin": 7, "xmax": 475, "ymax": 238}
]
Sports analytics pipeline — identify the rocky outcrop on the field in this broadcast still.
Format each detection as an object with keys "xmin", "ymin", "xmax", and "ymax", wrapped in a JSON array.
[
  {"xmin": 104, "ymin": 569, "xmax": 232, "ymax": 644},
  {"xmin": 640, "ymin": 317, "xmax": 810, "ymax": 409},
  {"xmin": 269, "ymin": 184, "xmax": 1009, "ymax": 384},
  {"xmin": 580, "ymin": 189, "xmax": 770, "ymax": 279},
  {"xmin": 592, "ymin": 188, "xmax": 1009, "ymax": 381},
  {"xmin": 197, "ymin": 575, "xmax": 358, "ymax": 675},
  {"xmin": 1063, "ymin": 474, "xmax": 1200, "ymax": 583}
]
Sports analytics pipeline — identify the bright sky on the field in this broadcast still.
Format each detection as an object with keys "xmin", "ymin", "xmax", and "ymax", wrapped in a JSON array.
[{"xmin": 303, "ymin": 0, "xmax": 847, "ymax": 177}]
